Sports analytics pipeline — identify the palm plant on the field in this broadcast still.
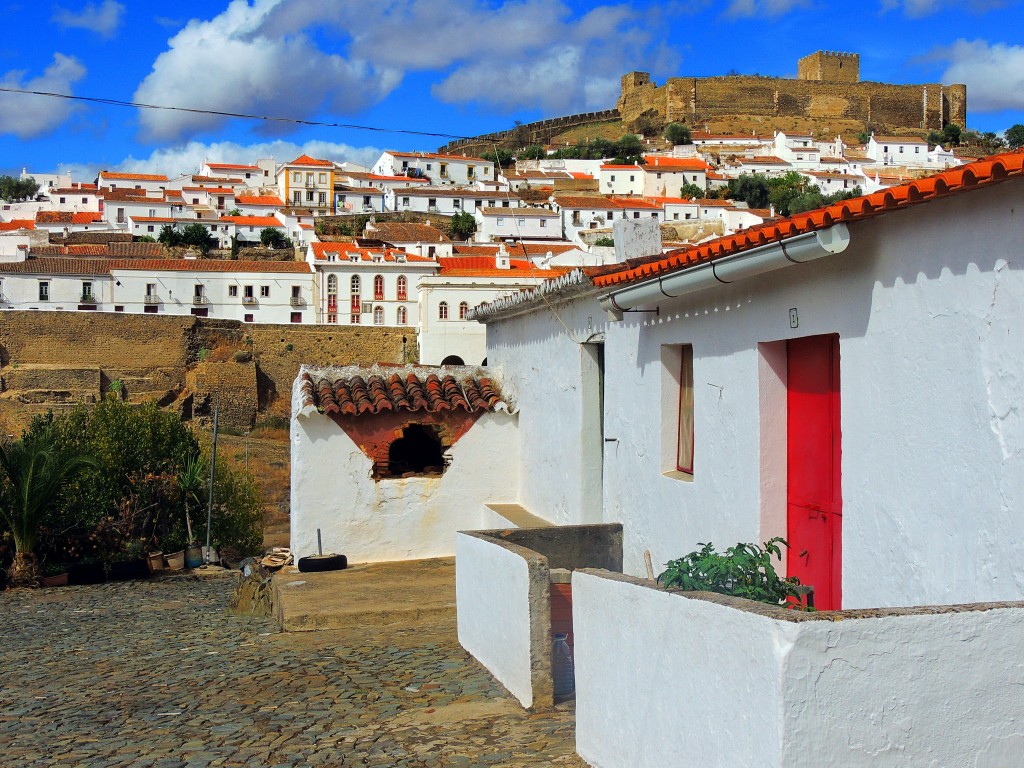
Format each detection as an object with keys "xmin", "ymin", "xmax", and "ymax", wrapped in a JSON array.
[
  {"xmin": 0, "ymin": 427, "xmax": 92, "ymax": 587},
  {"xmin": 176, "ymin": 452, "xmax": 207, "ymax": 547}
]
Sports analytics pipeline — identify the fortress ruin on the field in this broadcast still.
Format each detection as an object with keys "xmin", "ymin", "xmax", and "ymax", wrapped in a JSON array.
[{"xmin": 618, "ymin": 51, "xmax": 966, "ymax": 135}]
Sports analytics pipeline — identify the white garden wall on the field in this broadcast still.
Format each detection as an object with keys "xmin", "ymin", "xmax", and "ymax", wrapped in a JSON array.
[
  {"xmin": 455, "ymin": 532, "xmax": 537, "ymax": 708},
  {"xmin": 573, "ymin": 570, "xmax": 1024, "ymax": 768}
]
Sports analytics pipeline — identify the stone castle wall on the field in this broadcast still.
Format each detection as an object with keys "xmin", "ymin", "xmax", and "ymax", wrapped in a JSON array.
[
  {"xmin": 797, "ymin": 51, "xmax": 860, "ymax": 83},
  {"xmin": 619, "ymin": 72, "xmax": 966, "ymax": 134},
  {"xmin": 0, "ymin": 312, "xmax": 409, "ymax": 431}
]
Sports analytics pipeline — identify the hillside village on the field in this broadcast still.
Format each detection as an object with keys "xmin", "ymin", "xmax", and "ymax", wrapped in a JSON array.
[
  {"xmin": 0, "ymin": 126, "xmax": 968, "ymax": 367},
  {"xmin": 5, "ymin": 41, "xmax": 1024, "ymax": 768}
]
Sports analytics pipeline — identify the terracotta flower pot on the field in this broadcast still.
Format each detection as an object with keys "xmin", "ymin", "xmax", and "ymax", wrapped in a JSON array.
[
  {"xmin": 147, "ymin": 552, "xmax": 165, "ymax": 574},
  {"xmin": 165, "ymin": 550, "xmax": 186, "ymax": 571},
  {"xmin": 40, "ymin": 572, "xmax": 69, "ymax": 588}
]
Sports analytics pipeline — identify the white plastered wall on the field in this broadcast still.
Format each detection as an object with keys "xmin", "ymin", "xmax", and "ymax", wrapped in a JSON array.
[
  {"xmin": 574, "ymin": 571, "xmax": 1024, "ymax": 768},
  {"xmin": 487, "ymin": 180, "xmax": 1024, "ymax": 608},
  {"xmin": 290, "ymin": 385, "xmax": 519, "ymax": 562},
  {"xmin": 455, "ymin": 533, "xmax": 535, "ymax": 708}
]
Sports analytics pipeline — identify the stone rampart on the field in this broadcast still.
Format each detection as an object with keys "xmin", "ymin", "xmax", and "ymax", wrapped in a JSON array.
[
  {"xmin": 619, "ymin": 73, "xmax": 966, "ymax": 134},
  {"xmin": 438, "ymin": 110, "xmax": 620, "ymax": 155}
]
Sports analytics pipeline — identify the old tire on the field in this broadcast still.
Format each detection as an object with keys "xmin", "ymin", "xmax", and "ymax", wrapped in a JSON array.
[{"xmin": 297, "ymin": 554, "xmax": 348, "ymax": 573}]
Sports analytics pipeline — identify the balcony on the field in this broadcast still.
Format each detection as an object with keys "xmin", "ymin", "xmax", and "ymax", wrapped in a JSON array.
[
  {"xmin": 193, "ymin": 295, "xmax": 208, "ymax": 305},
  {"xmin": 79, "ymin": 293, "xmax": 97, "ymax": 304},
  {"xmin": 241, "ymin": 296, "xmax": 257, "ymax": 305},
  {"xmin": 144, "ymin": 294, "xmax": 159, "ymax": 305},
  {"xmin": 289, "ymin": 296, "xmax": 305, "ymax": 307}
]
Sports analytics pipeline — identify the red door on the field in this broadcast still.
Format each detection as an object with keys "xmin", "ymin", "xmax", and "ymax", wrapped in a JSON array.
[{"xmin": 786, "ymin": 335, "xmax": 842, "ymax": 610}]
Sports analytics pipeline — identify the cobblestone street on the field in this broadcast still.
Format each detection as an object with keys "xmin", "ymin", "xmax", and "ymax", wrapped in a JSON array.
[{"xmin": 0, "ymin": 573, "xmax": 584, "ymax": 767}]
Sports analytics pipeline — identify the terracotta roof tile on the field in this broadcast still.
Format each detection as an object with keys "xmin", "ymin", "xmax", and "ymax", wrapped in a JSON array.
[
  {"xmin": 0, "ymin": 257, "xmax": 311, "ymax": 275},
  {"xmin": 221, "ymin": 216, "xmax": 282, "ymax": 227},
  {"xmin": 35, "ymin": 211, "xmax": 105, "ymax": 224},
  {"xmin": 0, "ymin": 219, "xmax": 35, "ymax": 231},
  {"xmin": 643, "ymin": 156, "xmax": 710, "ymax": 171},
  {"xmin": 299, "ymin": 368, "xmax": 506, "ymax": 415},
  {"xmin": 99, "ymin": 172, "xmax": 169, "ymax": 182},
  {"xmin": 287, "ymin": 154, "xmax": 333, "ymax": 167},
  {"xmin": 237, "ymin": 195, "xmax": 285, "ymax": 206},
  {"xmin": 206, "ymin": 163, "xmax": 261, "ymax": 170},
  {"xmin": 592, "ymin": 150, "xmax": 1024, "ymax": 290}
]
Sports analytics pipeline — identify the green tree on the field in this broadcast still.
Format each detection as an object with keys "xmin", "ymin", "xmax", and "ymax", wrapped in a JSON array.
[
  {"xmin": 481, "ymin": 149, "xmax": 514, "ymax": 168},
  {"xmin": 1006, "ymin": 124, "xmax": 1024, "ymax": 150},
  {"xmin": 450, "ymin": 211, "xmax": 477, "ymax": 241},
  {"xmin": 664, "ymin": 123, "xmax": 692, "ymax": 146},
  {"xmin": 158, "ymin": 225, "xmax": 183, "ymax": 247},
  {"xmin": 260, "ymin": 228, "xmax": 293, "ymax": 249},
  {"xmin": 727, "ymin": 174, "xmax": 772, "ymax": 209},
  {"xmin": 0, "ymin": 426, "xmax": 92, "ymax": 586},
  {"xmin": 180, "ymin": 223, "xmax": 217, "ymax": 255},
  {"xmin": 942, "ymin": 123, "xmax": 962, "ymax": 147},
  {"xmin": 678, "ymin": 183, "xmax": 705, "ymax": 199},
  {"xmin": 517, "ymin": 145, "xmax": 547, "ymax": 161},
  {"xmin": 0, "ymin": 175, "xmax": 40, "ymax": 203},
  {"xmin": 613, "ymin": 134, "xmax": 646, "ymax": 165}
]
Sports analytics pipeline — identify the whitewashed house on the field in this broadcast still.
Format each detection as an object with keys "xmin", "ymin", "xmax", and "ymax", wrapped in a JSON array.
[
  {"xmin": 460, "ymin": 152, "xmax": 1024, "ymax": 764},
  {"xmin": 372, "ymin": 151, "xmax": 493, "ymax": 187},
  {"xmin": 96, "ymin": 171, "xmax": 169, "ymax": 197},
  {"xmin": 641, "ymin": 155, "xmax": 709, "ymax": 196},
  {"xmin": 385, "ymin": 187, "xmax": 522, "ymax": 216},
  {"xmin": 48, "ymin": 187, "xmax": 102, "ymax": 213},
  {"xmin": 554, "ymin": 196, "xmax": 663, "ymax": 246},
  {"xmin": 598, "ymin": 164, "xmax": 644, "ymax": 196},
  {"xmin": 307, "ymin": 241, "xmax": 437, "ymax": 326},
  {"xmin": 473, "ymin": 207, "xmax": 561, "ymax": 243},
  {"xmin": 866, "ymin": 134, "xmax": 929, "ymax": 166},
  {"xmin": 277, "ymin": 155, "xmax": 335, "ymax": 213},
  {"xmin": 200, "ymin": 162, "xmax": 270, "ymax": 187}
]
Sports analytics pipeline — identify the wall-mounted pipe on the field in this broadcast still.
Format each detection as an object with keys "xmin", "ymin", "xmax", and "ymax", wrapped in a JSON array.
[{"xmin": 600, "ymin": 223, "xmax": 851, "ymax": 320}]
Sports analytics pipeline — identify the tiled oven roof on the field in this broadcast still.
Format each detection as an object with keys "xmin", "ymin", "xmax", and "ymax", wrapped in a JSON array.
[{"xmin": 297, "ymin": 365, "xmax": 510, "ymax": 416}]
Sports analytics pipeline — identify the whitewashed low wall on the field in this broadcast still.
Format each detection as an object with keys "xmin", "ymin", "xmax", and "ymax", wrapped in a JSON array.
[
  {"xmin": 456, "ymin": 532, "xmax": 539, "ymax": 708},
  {"xmin": 574, "ymin": 570, "xmax": 1024, "ymax": 768}
]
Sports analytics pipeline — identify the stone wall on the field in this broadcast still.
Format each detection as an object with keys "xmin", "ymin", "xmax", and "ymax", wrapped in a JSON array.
[
  {"xmin": 0, "ymin": 312, "xmax": 410, "ymax": 432},
  {"xmin": 797, "ymin": 51, "xmax": 859, "ymax": 83},
  {"xmin": 437, "ymin": 109, "xmax": 621, "ymax": 155},
  {"xmin": 619, "ymin": 71, "xmax": 967, "ymax": 134}
]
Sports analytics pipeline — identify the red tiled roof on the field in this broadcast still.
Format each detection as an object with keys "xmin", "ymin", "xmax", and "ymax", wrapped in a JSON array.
[
  {"xmin": 130, "ymin": 216, "xmax": 175, "ymax": 223},
  {"xmin": 0, "ymin": 219, "xmax": 35, "ymax": 231},
  {"xmin": 206, "ymin": 163, "xmax": 261, "ymax": 170},
  {"xmin": 299, "ymin": 369, "xmax": 505, "ymax": 415},
  {"xmin": 99, "ymin": 172, "xmax": 169, "ymax": 182},
  {"xmin": 452, "ymin": 243, "xmax": 578, "ymax": 257},
  {"xmin": 221, "ymin": 216, "xmax": 282, "ymax": 227},
  {"xmin": 35, "ymin": 211, "xmax": 104, "ymax": 224},
  {"xmin": 643, "ymin": 156, "xmax": 710, "ymax": 171},
  {"xmin": 0, "ymin": 257, "xmax": 311, "ymax": 275},
  {"xmin": 288, "ymin": 155, "xmax": 333, "ymax": 167},
  {"xmin": 556, "ymin": 195, "xmax": 661, "ymax": 210},
  {"xmin": 593, "ymin": 151, "xmax": 1024, "ymax": 290},
  {"xmin": 237, "ymin": 195, "xmax": 285, "ymax": 206},
  {"xmin": 309, "ymin": 242, "xmax": 435, "ymax": 263}
]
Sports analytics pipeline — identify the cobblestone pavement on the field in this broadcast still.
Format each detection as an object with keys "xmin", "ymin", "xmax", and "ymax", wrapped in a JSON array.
[{"xmin": 0, "ymin": 573, "xmax": 585, "ymax": 767}]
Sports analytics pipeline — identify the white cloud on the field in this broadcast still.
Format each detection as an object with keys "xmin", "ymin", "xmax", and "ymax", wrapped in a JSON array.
[
  {"xmin": 109, "ymin": 139, "xmax": 383, "ymax": 177},
  {"xmin": 880, "ymin": 0, "xmax": 1004, "ymax": 16},
  {"xmin": 0, "ymin": 54, "xmax": 87, "ymax": 138},
  {"xmin": 933, "ymin": 39, "xmax": 1024, "ymax": 112},
  {"xmin": 53, "ymin": 0, "xmax": 125, "ymax": 38},
  {"xmin": 133, "ymin": 0, "xmax": 400, "ymax": 143},
  {"xmin": 724, "ymin": 0, "xmax": 811, "ymax": 17},
  {"xmin": 135, "ymin": 0, "xmax": 669, "ymax": 140}
]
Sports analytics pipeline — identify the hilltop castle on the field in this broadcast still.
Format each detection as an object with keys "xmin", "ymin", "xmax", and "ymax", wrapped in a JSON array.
[{"xmin": 618, "ymin": 51, "xmax": 966, "ymax": 135}]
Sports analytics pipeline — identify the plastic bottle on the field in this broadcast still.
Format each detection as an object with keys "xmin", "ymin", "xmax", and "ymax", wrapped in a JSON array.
[{"xmin": 552, "ymin": 633, "xmax": 575, "ymax": 697}]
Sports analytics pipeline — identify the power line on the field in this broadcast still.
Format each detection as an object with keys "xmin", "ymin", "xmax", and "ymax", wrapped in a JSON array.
[{"xmin": 0, "ymin": 86, "xmax": 475, "ymax": 141}]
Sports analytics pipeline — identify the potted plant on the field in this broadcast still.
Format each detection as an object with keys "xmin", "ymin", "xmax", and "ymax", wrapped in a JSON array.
[
  {"xmin": 146, "ymin": 550, "xmax": 165, "ymax": 574},
  {"xmin": 177, "ymin": 453, "xmax": 206, "ymax": 568},
  {"xmin": 69, "ymin": 555, "xmax": 107, "ymax": 585},
  {"xmin": 39, "ymin": 561, "xmax": 69, "ymax": 587},
  {"xmin": 0, "ymin": 427, "xmax": 92, "ymax": 588},
  {"xmin": 110, "ymin": 539, "xmax": 149, "ymax": 581}
]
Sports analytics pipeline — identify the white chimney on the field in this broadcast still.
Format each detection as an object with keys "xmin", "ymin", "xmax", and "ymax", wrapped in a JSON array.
[{"xmin": 496, "ymin": 244, "xmax": 511, "ymax": 270}]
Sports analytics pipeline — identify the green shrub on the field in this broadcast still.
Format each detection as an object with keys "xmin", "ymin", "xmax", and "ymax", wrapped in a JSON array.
[
  {"xmin": 593, "ymin": 236, "xmax": 615, "ymax": 247},
  {"xmin": 658, "ymin": 537, "xmax": 801, "ymax": 606}
]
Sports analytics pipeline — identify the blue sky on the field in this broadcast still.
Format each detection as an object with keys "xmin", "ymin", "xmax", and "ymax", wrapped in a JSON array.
[{"xmin": 1, "ymin": 0, "xmax": 1022, "ymax": 179}]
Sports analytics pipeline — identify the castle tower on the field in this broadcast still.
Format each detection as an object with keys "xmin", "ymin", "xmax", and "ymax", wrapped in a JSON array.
[{"xmin": 797, "ymin": 51, "xmax": 860, "ymax": 83}]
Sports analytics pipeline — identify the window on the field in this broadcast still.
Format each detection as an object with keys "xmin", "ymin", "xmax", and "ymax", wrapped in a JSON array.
[
  {"xmin": 662, "ymin": 344, "xmax": 694, "ymax": 476},
  {"xmin": 293, "ymin": 191, "xmax": 302, "ymax": 204},
  {"xmin": 144, "ymin": 305, "xmax": 158, "ymax": 314},
  {"xmin": 402, "ymin": 197, "xmax": 410, "ymax": 207},
  {"xmin": 397, "ymin": 306, "xmax": 407, "ymax": 325},
  {"xmin": 610, "ymin": 175, "xmax": 616, "ymax": 182},
  {"xmin": 327, "ymin": 274, "xmax": 338, "ymax": 295},
  {"xmin": 194, "ymin": 284, "xmax": 204, "ymax": 300},
  {"xmin": 350, "ymin": 313, "xmax": 361, "ymax": 324},
  {"xmin": 293, "ymin": 172, "xmax": 301, "ymax": 182},
  {"xmin": 319, "ymin": 173, "xmax": 327, "ymax": 183},
  {"xmin": 459, "ymin": 301, "xmax": 469, "ymax": 320},
  {"xmin": 467, "ymin": 166, "xmax": 475, "ymax": 179},
  {"xmin": 438, "ymin": 301, "xmax": 449, "ymax": 320},
  {"xmin": 244, "ymin": 313, "xmax": 254, "ymax": 322},
  {"xmin": 60, "ymin": 196, "xmax": 66, "ymax": 203},
  {"xmin": 146, "ymin": 283, "xmax": 157, "ymax": 297},
  {"xmin": 428, "ymin": 246, "xmax": 436, "ymax": 257},
  {"xmin": 396, "ymin": 275, "xmax": 407, "ymax": 300},
  {"xmin": 260, "ymin": 285, "xmax": 270, "ymax": 298},
  {"xmin": 496, "ymin": 217, "xmax": 504, "ymax": 226},
  {"xmin": 243, "ymin": 285, "xmax": 254, "ymax": 298},
  {"xmin": 517, "ymin": 218, "xmax": 525, "ymax": 226},
  {"xmin": 327, "ymin": 314, "xmax": 337, "ymax": 324},
  {"xmin": 229, "ymin": 285, "xmax": 238, "ymax": 297},
  {"xmin": 440, "ymin": 163, "xmax": 448, "ymax": 178},
  {"xmin": 306, "ymin": 190, "xmax": 315, "ymax": 202},
  {"xmin": 373, "ymin": 306, "xmax": 384, "ymax": 325},
  {"xmin": 373, "ymin": 274, "xmax": 384, "ymax": 300},
  {"xmin": 147, "ymin": 225, "xmax": 154, "ymax": 232},
  {"xmin": 82, "ymin": 281, "xmax": 93, "ymax": 299},
  {"xmin": 540, "ymin": 219, "xmax": 547, "ymax": 228},
  {"xmin": 306, "ymin": 173, "xmax": 314, "ymax": 186},
  {"xmin": 428, "ymin": 198, "xmax": 437, "ymax": 209},
  {"xmin": 319, "ymin": 192, "xmax": 327, "ymax": 205},
  {"xmin": 290, "ymin": 312, "xmax": 302, "ymax": 323}
]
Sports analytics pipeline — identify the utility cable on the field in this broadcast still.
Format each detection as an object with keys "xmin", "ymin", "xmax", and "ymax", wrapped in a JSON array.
[{"xmin": 0, "ymin": 86, "xmax": 475, "ymax": 141}]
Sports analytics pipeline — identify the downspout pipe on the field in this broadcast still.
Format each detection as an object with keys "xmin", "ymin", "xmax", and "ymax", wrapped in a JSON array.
[{"xmin": 600, "ymin": 223, "xmax": 851, "ymax": 320}]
